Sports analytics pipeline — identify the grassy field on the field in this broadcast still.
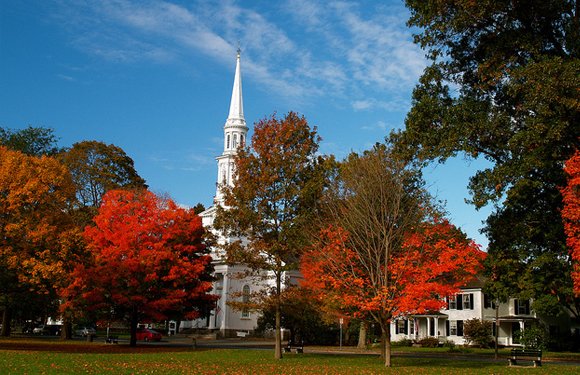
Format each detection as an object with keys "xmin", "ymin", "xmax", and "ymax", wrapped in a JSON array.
[{"xmin": 1, "ymin": 339, "xmax": 579, "ymax": 374}]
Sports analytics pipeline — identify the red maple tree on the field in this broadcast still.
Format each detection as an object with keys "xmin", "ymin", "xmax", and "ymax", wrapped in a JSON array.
[
  {"xmin": 301, "ymin": 218, "xmax": 484, "ymax": 363},
  {"xmin": 62, "ymin": 189, "xmax": 216, "ymax": 346},
  {"xmin": 561, "ymin": 149, "xmax": 580, "ymax": 296}
]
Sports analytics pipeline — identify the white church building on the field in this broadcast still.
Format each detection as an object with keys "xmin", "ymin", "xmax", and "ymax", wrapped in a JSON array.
[{"xmin": 180, "ymin": 51, "xmax": 268, "ymax": 337}]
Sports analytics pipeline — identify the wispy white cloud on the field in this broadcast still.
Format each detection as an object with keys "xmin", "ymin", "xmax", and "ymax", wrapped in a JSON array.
[
  {"xmin": 57, "ymin": 74, "xmax": 76, "ymax": 82},
  {"xmin": 150, "ymin": 150, "xmax": 214, "ymax": 172},
  {"xmin": 52, "ymin": 0, "xmax": 425, "ymax": 111},
  {"xmin": 351, "ymin": 97, "xmax": 410, "ymax": 112}
]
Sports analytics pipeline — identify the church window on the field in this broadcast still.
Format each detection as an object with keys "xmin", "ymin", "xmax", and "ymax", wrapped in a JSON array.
[
  {"xmin": 241, "ymin": 285, "xmax": 250, "ymax": 318},
  {"xmin": 240, "ymin": 134, "xmax": 244, "ymax": 146},
  {"xmin": 227, "ymin": 134, "xmax": 231, "ymax": 149},
  {"xmin": 233, "ymin": 134, "xmax": 238, "ymax": 148}
]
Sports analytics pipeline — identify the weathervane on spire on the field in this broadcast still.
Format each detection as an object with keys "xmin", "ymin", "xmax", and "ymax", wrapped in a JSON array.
[{"xmin": 236, "ymin": 41, "xmax": 241, "ymax": 58}]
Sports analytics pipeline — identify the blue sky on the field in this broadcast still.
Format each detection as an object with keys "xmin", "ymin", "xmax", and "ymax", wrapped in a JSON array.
[{"xmin": 0, "ymin": 0, "xmax": 492, "ymax": 248}]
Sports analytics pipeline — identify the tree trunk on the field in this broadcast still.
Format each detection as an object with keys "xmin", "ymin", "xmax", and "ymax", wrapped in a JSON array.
[
  {"xmin": 61, "ymin": 313, "xmax": 72, "ymax": 340},
  {"xmin": 1, "ymin": 308, "xmax": 11, "ymax": 337},
  {"xmin": 383, "ymin": 323, "xmax": 392, "ymax": 367},
  {"xmin": 274, "ymin": 273, "xmax": 283, "ymax": 359},
  {"xmin": 130, "ymin": 306, "xmax": 138, "ymax": 347},
  {"xmin": 357, "ymin": 321, "xmax": 367, "ymax": 349}
]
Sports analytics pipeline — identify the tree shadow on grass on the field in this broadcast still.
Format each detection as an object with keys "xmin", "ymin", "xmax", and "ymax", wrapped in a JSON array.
[{"xmin": 0, "ymin": 339, "xmax": 208, "ymax": 354}]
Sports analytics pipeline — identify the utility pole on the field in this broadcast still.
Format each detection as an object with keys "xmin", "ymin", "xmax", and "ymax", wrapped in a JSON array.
[
  {"xmin": 339, "ymin": 318, "xmax": 344, "ymax": 350},
  {"xmin": 495, "ymin": 300, "xmax": 500, "ymax": 360}
]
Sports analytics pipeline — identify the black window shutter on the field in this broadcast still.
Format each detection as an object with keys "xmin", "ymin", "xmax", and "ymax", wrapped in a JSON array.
[
  {"xmin": 457, "ymin": 320, "xmax": 464, "ymax": 336},
  {"xmin": 395, "ymin": 320, "xmax": 399, "ymax": 334},
  {"xmin": 457, "ymin": 294, "xmax": 463, "ymax": 310},
  {"xmin": 514, "ymin": 299, "xmax": 519, "ymax": 314},
  {"xmin": 446, "ymin": 320, "xmax": 450, "ymax": 336},
  {"xmin": 405, "ymin": 320, "xmax": 409, "ymax": 335},
  {"xmin": 446, "ymin": 296, "xmax": 449, "ymax": 310},
  {"xmin": 484, "ymin": 294, "xmax": 489, "ymax": 308},
  {"xmin": 470, "ymin": 293, "xmax": 474, "ymax": 310},
  {"xmin": 524, "ymin": 300, "xmax": 530, "ymax": 314}
]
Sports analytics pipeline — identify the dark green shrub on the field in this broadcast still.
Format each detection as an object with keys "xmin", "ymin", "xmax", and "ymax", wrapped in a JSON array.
[
  {"xmin": 516, "ymin": 324, "xmax": 548, "ymax": 350},
  {"xmin": 463, "ymin": 318, "xmax": 493, "ymax": 348},
  {"xmin": 418, "ymin": 337, "xmax": 439, "ymax": 347},
  {"xmin": 392, "ymin": 338, "xmax": 413, "ymax": 347}
]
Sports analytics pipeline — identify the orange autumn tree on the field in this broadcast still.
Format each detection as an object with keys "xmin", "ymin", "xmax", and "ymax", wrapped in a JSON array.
[
  {"xmin": 62, "ymin": 189, "xmax": 216, "ymax": 347},
  {"xmin": 214, "ymin": 112, "xmax": 330, "ymax": 360},
  {"xmin": 301, "ymin": 145, "xmax": 485, "ymax": 367},
  {"xmin": 0, "ymin": 146, "xmax": 77, "ymax": 336},
  {"xmin": 562, "ymin": 149, "xmax": 580, "ymax": 296}
]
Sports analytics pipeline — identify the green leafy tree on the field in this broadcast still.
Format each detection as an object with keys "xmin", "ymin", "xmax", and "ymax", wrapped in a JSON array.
[
  {"xmin": 396, "ymin": 0, "xmax": 580, "ymax": 318},
  {"xmin": 0, "ymin": 126, "xmax": 62, "ymax": 156},
  {"xmin": 516, "ymin": 323, "xmax": 549, "ymax": 350},
  {"xmin": 59, "ymin": 141, "xmax": 147, "ymax": 224},
  {"xmin": 463, "ymin": 318, "xmax": 493, "ymax": 348},
  {"xmin": 192, "ymin": 203, "xmax": 206, "ymax": 215},
  {"xmin": 255, "ymin": 287, "xmax": 339, "ymax": 346},
  {"xmin": 214, "ymin": 112, "xmax": 330, "ymax": 359}
]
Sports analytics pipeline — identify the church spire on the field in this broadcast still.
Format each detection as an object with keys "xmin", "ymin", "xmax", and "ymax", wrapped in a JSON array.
[
  {"xmin": 227, "ymin": 48, "xmax": 244, "ymax": 123},
  {"xmin": 214, "ymin": 49, "xmax": 249, "ymax": 203}
]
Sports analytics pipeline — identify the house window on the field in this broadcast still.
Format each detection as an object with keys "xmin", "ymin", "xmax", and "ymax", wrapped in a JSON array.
[
  {"xmin": 484, "ymin": 294, "xmax": 497, "ymax": 309},
  {"xmin": 450, "ymin": 321, "xmax": 458, "ymax": 335},
  {"xmin": 515, "ymin": 299, "xmax": 530, "ymax": 315},
  {"xmin": 448, "ymin": 295, "xmax": 457, "ymax": 310},
  {"xmin": 447, "ymin": 320, "xmax": 464, "ymax": 336},
  {"xmin": 215, "ymin": 274, "xmax": 224, "ymax": 290},
  {"xmin": 447, "ymin": 320, "xmax": 463, "ymax": 336},
  {"xmin": 396, "ymin": 320, "xmax": 406, "ymax": 334},
  {"xmin": 409, "ymin": 319, "xmax": 415, "ymax": 335},
  {"xmin": 463, "ymin": 294, "xmax": 473, "ymax": 310},
  {"xmin": 241, "ymin": 285, "xmax": 250, "ymax": 318}
]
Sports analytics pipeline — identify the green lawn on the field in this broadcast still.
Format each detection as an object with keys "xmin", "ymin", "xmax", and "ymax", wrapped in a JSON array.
[{"xmin": 1, "ymin": 339, "xmax": 579, "ymax": 374}]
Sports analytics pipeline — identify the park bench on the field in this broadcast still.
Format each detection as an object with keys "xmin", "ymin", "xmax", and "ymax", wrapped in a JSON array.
[
  {"xmin": 508, "ymin": 349, "xmax": 542, "ymax": 367},
  {"xmin": 105, "ymin": 335, "xmax": 119, "ymax": 344},
  {"xmin": 284, "ymin": 339, "xmax": 304, "ymax": 353}
]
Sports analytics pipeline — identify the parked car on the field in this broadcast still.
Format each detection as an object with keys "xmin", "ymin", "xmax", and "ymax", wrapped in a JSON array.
[
  {"xmin": 32, "ymin": 325, "xmax": 45, "ymax": 334},
  {"xmin": 136, "ymin": 328, "xmax": 162, "ymax": 342},
  {"xmin": 21, "ymin": 322, "xmax": 35, "ymax": 334},
  {"xmin": 75, "ymin": 327, "xmax": 96, "ymax": 337},
  {"xmin": 33, "ymin": 324, "xmax": 62, "ymax": 335}
]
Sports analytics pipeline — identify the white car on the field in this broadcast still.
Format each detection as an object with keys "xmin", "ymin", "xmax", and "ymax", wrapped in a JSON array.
[{"xmin": 75, "ymin": 327, "xmax": 96, "ymax": 337}]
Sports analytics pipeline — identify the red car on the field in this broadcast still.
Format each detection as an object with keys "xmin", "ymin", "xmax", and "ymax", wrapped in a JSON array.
[{"xmin": 136, "ymin": 328, "xmax": 162, "ymax": 342}]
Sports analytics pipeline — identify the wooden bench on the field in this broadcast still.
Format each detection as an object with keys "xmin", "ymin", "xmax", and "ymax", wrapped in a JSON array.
[
  {"xmin": 284, "ymin": 339, "xmax": 304, "ymax": 353},
  {"xmin": 508, "ymin": 349, "xmax": 542, "ymax": 367},
  {"xmin": 105, "ymin": 336, "xmax": 119, "ymax": 344}
]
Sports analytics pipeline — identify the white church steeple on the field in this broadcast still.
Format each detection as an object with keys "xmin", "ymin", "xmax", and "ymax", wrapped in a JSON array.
[
  {"xmin": 215, "ymin": 49, "xmax": 248, "ymax": 203},
  {"xmin": 226, "ymin": 48, "xmax": 244, "ymax": 128}
]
